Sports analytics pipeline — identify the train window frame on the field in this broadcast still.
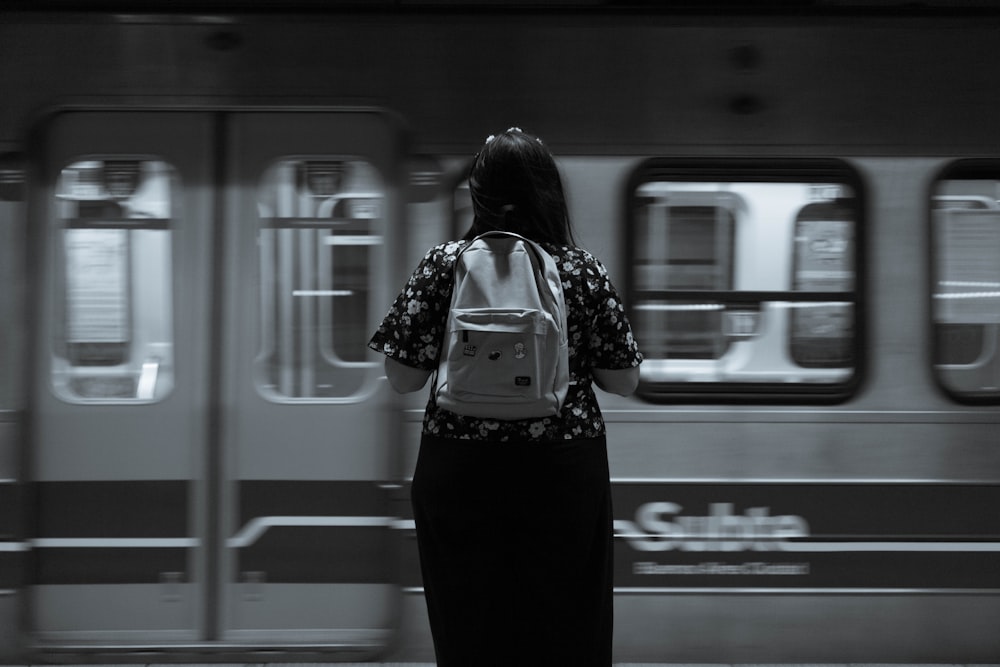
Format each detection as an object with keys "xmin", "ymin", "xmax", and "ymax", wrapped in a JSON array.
[
  {"xmin": 254, "ymin": 156, "xmax": 386, "ymax": 403},
  {"xmin": 930, "ymin": 159, "xmax": 1000, "ymax": 404},
  {"xmin": 50, "ymin": 156, "xmax": 177, "ymax": 404},
  {"xmin": 624, "ymin": 158, "xmax": 866, "ymax": 404}
]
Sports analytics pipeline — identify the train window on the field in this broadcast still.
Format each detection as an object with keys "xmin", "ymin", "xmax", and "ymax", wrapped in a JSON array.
[
  {"xmin": 256, "ymin": 158, "xmax": 384, "ymax": 400},
  {"xmin": 626, "ymin": 159, "xmax": 862, "ymax": 401},
  {"xmin": 931, "ymin": 167, "xmax": 1000, "ymax": 402},
  {"xmin": 52, "ymin": 159, "xmax": 176, "ymax": 402}
]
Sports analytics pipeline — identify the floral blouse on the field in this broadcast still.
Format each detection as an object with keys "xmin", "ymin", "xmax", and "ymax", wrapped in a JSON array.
[{"xmin": 369, "ymin": 240, "xmax": 642, "ymax": 442}]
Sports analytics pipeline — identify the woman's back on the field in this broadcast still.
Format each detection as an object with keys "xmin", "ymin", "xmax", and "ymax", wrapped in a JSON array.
[{"xmin": 369, "ymin": 238, "xmax": 641, "ymax": 441}]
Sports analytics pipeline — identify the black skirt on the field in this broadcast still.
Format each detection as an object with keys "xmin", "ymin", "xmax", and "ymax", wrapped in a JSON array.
[{"xmin": 410, "ymin": 433, "xmax": 614, "ymax": 667}]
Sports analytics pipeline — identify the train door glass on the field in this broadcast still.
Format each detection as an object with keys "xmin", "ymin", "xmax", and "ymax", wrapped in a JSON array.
[
  {"xmin": 931, "ymin": 167, "xmax": 1000, "ymax": 401},
  {"xmin": 53, "ymin": 160, "xmax": 175, "ymax": 401},
  {"xmin": 256, "ymin": 159, "xmax": 382, "ymax": 399},
  {"xmin": 30, "ymin": 111, "xmax": 400, "ymax": 655},
  {"xmin": 625, "ymin": 160, "xmax": 862, "ymax": 401}
]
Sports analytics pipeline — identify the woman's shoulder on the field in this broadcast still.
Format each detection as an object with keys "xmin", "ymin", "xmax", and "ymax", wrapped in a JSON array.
[
  {"xmin": 415, "ymin": 239, "xmax": 469, "ymax": 272},
  {"xmin": 543, "ymin": 243, "xmax": 591, "ymax": 259},
  {"xmin": 426, "ymin": 239, "xmax": 468, "ymax": 260},
  {"xmin": 544, "ymin": 244, "xmax": 607, "ymax": 273}
]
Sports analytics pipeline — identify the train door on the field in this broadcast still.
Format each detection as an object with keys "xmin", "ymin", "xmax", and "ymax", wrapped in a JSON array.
[
  {"xmin": 29, "ymin": 110, "xmax": 402, "ymax": 655},
  {"xmin": 220, "ymin": 113, "xmax": 399, "ymax": 649}
]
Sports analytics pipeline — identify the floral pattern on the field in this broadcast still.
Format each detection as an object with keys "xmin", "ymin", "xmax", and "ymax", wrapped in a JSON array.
[{"xmin": 369, "ymin": 240, "xmax": 642, "ymax": 441}]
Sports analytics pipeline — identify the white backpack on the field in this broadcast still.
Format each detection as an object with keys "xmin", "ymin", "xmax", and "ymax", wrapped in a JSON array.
[{"xmin": 435, "ymin": 231, "xmax": 569, "ymax": 420}]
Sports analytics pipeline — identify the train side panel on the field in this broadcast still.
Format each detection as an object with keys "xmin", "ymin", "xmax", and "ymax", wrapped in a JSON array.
[{"xmin": 0, "ymin": 10, "xmax": 998, "ymax": 664}]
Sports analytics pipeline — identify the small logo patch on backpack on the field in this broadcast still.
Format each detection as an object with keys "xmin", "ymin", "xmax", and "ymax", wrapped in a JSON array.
[
  {"xmin": 463, "ymin": 344, "xmax": 477, "ymax": 357},
  {"xmin": 514, "ymin": 376, "xmax": 532, "ymax": 386}
]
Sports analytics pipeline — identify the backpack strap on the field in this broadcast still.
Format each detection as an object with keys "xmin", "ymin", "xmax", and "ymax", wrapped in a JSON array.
[{"xmin": 456, "ymin": 231, "xmax": 555, "ymax": 277}]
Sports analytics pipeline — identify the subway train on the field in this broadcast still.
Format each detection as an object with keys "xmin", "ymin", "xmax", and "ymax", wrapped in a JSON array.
[{"xmin": 1, "ymin": 2, "xmax": 999, "ymax": 664}]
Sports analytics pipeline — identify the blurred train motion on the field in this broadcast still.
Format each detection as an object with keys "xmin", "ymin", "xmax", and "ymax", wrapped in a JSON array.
[{"xmin": 1, "ymin": 3, "xmax": 999, "ymax": 663}]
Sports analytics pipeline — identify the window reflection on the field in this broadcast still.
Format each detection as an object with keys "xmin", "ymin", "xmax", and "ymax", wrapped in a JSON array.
[
  {"xmin": 632, "ymin": 192, "xmax": 737, "ymax": 361},
  {"xmin": 790, "ymin": 203, "xmax": 855, "ymax": 368}
]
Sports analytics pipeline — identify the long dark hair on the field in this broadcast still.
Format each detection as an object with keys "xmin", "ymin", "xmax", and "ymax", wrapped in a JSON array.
[{"xmin": 464, "ymin": 127, "xmax": 576, "ymax": 246}]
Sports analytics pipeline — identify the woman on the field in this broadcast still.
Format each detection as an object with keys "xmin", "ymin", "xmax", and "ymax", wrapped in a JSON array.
[{"xmin": 369, "ymin": 128, "xmax": 641, "ymax": 666}]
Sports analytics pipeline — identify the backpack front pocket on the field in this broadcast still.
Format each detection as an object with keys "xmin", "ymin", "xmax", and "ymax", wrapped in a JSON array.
[
  {"xmin": 444, "ymin": 308, "xmax": 551, "ymax": 403},
  {"xmin": 439, "ymin": 309, "xmax": 553, "ymax": 416}
]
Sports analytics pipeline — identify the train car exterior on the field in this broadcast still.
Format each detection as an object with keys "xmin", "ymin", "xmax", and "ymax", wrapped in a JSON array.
[{"xmin": 1, "ymin": 5, "xmax": 999, "ymax": 664}]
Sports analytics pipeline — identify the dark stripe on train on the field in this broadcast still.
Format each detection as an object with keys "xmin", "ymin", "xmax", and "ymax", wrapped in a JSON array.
[
  {"xmin": 0, "ymin": 482, "xmax": 16, "ymax": 537},
  {"xmin": 0, "ymin": 550, "xmax": 23, "ymax": 588},
  {"xmin": 612, "ymin": 482, "xmax": 1000, "ymax": 537},
  {"xmin": 613, "ymin": 482, "xmax": 1000, "ymax": 590},
  {"xmin": 35, "ymin": 548, "xmax": 188, "ymax": 585},
  {"xmin": 30, "ymin": 481, "xmax": 190, "ymax": 585},
  {"xmin": 236, "ymin": 526, "xmax": 396, "ymax": 584},
  {"xmin": 615, "ymin": 548, "xmax": 1000, "ymax": 589},
  {"xmin": 34, "ymin": 481, "xmax": 392, "ymax": 540},
  {"xmin": 238, "ymin": 480, "xmax": 391, "ymax": 523},
  {"xmin": 29, "ymin": 480, "xmax": 400, "ymax": 586},
  {"xmin": 235, "ymin": 480, "xmax": 397, "ymax": 584},
  {"xmin": 35, "ymin": 480, "xmax": 188, "ymax": 537}
]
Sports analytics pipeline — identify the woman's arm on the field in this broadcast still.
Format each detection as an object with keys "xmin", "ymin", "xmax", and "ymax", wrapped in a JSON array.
[
  {"xmin": 593, "ymin": 366, "xmax": 640, "ymax": 397},
  {"xmin": 384, "ymin": 357, "xmax": 433, "ymax": 393}
]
